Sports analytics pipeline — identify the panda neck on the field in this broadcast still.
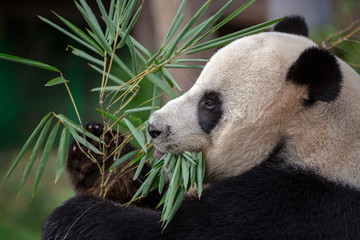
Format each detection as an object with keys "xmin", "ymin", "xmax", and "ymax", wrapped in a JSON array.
[{"xmin": 285, "ymin": 104, "xmax": 360, "ymax": 189}]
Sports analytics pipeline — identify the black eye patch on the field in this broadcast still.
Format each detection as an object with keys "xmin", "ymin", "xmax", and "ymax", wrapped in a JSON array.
[{"xmin": 198, "ymin": 92, "xmax": 223, "ymax": 134}]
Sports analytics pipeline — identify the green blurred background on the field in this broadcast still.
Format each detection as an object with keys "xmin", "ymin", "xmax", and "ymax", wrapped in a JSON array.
[{"xmin": 0, "ymin": 0, "xmax": 359, "ymax": 239}]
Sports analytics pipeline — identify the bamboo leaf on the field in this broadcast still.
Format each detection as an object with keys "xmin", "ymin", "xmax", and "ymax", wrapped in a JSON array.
[
  {"xmin": 164, "ymin": 64, "xmax": 204, "ymax": 69},
  {"xmin": 88, "ymin": 64, "xmax": 126, "ymax": 85},
  {"xmin": 45, "ymin": 77, "xmax": 69, "ymax": 87},
  {"xmin": 187, "ymin": 18, "xmax": 281, "ymax": 55},
  {"xmin": 55, "ymin": 127, "xmax": 70, "ymax": 183},
  {"xmin": 124, "ymin": 106, "xmax": 159, "ymax": 114},
  {"xmin": 121, "ymin": 0, "xmax": 139, "ymax": 32},
  {"xmin": 164, "ymin": 0, "xmax": 211, "ymax": 59},
  {"xmin": 133, "ymin": 155, "xmax": 147, "ymax": 180},
  {"xmin": 76, "ymin": 0, "xmax": 112, "ymax": 53},
  {"xmin": 18, "ymin": 116, "xmax": 53, "ymax": 195},
  {"xmin": 126, "ymin": 38, "xmax": 139, "ymax": 74},
  {"xmin": 91, "ymin": 86, "xmax": 130, "ymax": 92},
  {"xmin": 56, "ymin": 114, "xmax": 103, "ymax": 143},
  {"xmin": 66, "ymin": 126, "xmax": 102, "ymax": 155},
  {"xmin": 70, "ymin": 46, "xmax": 104, "ymax": 66},
  {"xmin": 161, "ymin": 0, "xmax": 187, "ymax": 47},
  {"xmin": 0, "ymin": 53, "xmax": 61, "ymax": 73},
  {"xmin": 163, "ymin": 188, "xmax": 185, "ymax": 227},
  {"xmin": 197, "ymin": 153, "xmax": 204, "ymax": 197},
  {"xmin": 178, "ymin": 0, "xmax": 235, "ymax": 52},
  {"xmin": 39, "ymin": 16, "xmax": 102, "ymax": 56},
  {"xmin": 181, "ymin": 157, "xmax": 190, "ymax": 191},
  {"xmin": 163, "ymin": 158, "xmax": 181, "ymax": 219},
  {"xmin": 109, "ymin": 149, "xmax": 138, "ymax": 170},
  {"xmin": 117, "ymin": 4, "xmax": 142, "ymax": 49},
  {"xmin": 3, "ymin": 113, "xmax": 52, "ymax": 184},
  {"xmin": 158, "ymin": 168, "xmax": 167, "ymax": 194},
  {"xmin": 147, "ymin": 73, "xmax": 177, "ymax": 99},
  {"xmin": 200, "ymin": 0, "xmax": 255, "ymax": 41},
  {"xmin": 161, "ymin": 68, "xmax": 182, "ymax": 93},
  {"xmin": 123, "ymin": 118, "xmax": 147, "ymax": 153},
  {"xmin": 32, "ymin": 121, "xmax": 60, "ymax": 197},
  {"xmin": 51, "ymin": 12, "xmax": 104, "ymax": 55},
  {"xmin": 96, "ymin": 0, "xmax": 116, "ymax": 40},
  {"xmin": 113, "ymin": 54, "xmax": 135, "ymax": 78},
  {"xmin": 96, "ymin": 109, "xmax": 128, "ymax": 130},
  {"xmin": 140, "ymin": 169, "xmax": 159, "ymax": 198}
]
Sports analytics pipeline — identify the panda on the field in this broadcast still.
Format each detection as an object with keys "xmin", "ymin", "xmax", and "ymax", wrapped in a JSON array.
[{"xmin": 42, "ymin": 16, "xmax": 360, "ymax": 239}]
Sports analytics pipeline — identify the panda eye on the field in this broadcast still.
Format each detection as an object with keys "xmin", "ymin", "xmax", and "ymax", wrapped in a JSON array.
[{"xmin": 202, "ymin": 99, "xmax": 215, "ymax": 109}]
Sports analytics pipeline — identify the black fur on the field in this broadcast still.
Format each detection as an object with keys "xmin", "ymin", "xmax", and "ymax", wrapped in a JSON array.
[
  {"xmin": 42, "ymin": 158, "xmax": 360, "ymax": 239},
  {"xmin": 198, "ymin": 92, "xmax": 223, "ymax": 134},
  {"xmin": 286, "ymin": 47, "xmax": 343, "ymax": 106},
  {"xmin": 66, "ymin": 122, "xmax": 164, "ymax": 209},
  {"xmin": 273, "ymin": 15, "xmax": 309, "ymax": 37}
]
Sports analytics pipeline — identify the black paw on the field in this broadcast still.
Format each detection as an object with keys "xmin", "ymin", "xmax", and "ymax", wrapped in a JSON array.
[{"xmin": 66, "ymin": 122, "xmax": 134, "ymax": 194}]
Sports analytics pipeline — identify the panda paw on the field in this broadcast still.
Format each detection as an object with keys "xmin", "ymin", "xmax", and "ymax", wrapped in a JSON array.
[{"xmin": 66, "ymin": 122, "xmax": 134, "ymax": 197}]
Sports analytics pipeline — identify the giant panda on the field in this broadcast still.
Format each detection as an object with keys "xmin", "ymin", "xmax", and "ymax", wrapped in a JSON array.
[{"xmin": 42, "ymin": 16, "xmax": 360, "ymax": 239}]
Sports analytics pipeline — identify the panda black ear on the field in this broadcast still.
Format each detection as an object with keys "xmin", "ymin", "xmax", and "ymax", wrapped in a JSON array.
[
  {"xmin": 273, "ymin": 15, "xmax": 309, "ymax": 37},
  {"xmin": 286, "ymin": 47, "xmax": 342, "ymax": 107}
]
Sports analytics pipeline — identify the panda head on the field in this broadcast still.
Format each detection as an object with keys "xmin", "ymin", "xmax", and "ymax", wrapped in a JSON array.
[{"xmin": 149, "ymin": 16, "xmax": 360, "ymax": 186}]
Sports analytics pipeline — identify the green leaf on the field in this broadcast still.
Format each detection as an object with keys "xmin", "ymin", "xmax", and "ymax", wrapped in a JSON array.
[
  {"xmin": 0, "ymin": 53, "xmax": 60, "ymax": 73},
  {"xmin": 109, "ymin": 149, "xmax": 138, "ymax": 170},
  {"xmin": 133, "ymin": 155, "xmax": 147, "ymax": 180},
  {"xmin": 56, "ymin": 114, "xmax": 103, "ymax": 143},
  {"xmin": 32, "ymin": 121, "xmax": 60, "ymax": 197},
  {"xmin": 45, "ymin": 77, "xmax": 69, "ymax": 87},
  {"xmin": 120, "ymin": 0, "xmax": 139, "ymax": 32},
  {"xmin": 164, "ymin": 0, "xmax": 211, "ymax": 58},
  {"xmin": 161, "ymin": 68, "xmax": 182, "ymax": 93},
  {"xmin": 88, "ymin": 64, "xmax": 127, "ymax": 85},
  {"xmin": 174, "ymin": 59, "xmax": 208, "ymax": 63},
  {"xmin": 161, "ymin": 0, "xmax": 187, "ymax": 47},
  {"xmin": 200, "ymin": 0, "xmax": 255, "ymax": 41},
  {"xmin": 70, "ymin": 46, "xmax": 104, "ymax": 66},
  {"xmin": 178, "ymin": 0, "xmax": 235, "ymax": 52},
  {"xmin": 3, "ymin": 113, "xmax": 52, "ymax": 184},
  {"xmin": 141, "ymin": 169, "xmax": 159, "ymax": 198},
  {"xmin": 126, "ymin": 38, "xmax": 139, "ymax": 75},
  {"xmin": 147, "ymin": 73, "xmax": 177, "ymax": 99},
  {"xmin": 66, "ymin": 125, "xmax": 102, "ymax": 155},
  {"xmin": 123, "ymin": 118, "xmax": 147, "ymax": 153},
  {"xmin": 55, "ymin": 127, "xmax": 70, "ymax": 183},
  {"xmin": 117, "ymin": 4, "xmax": 142, "ymax": 49},
  {"xmin": 18, "ymin": 116, "xmax": 53, "ymax": 195},
  {"xmin": 181, "ymin": 158, "xmax": 190, "ymax": 190},
  {"xmin": 187, "ymin": 18, "xmax": 281, "ymax": 55},
  {"xmin": 164, "ymin": 64, "xmax": 204, "ymax": 69},
  {"xmin": 51, "ymin": 12, "xmax": 104, "ymax": 55},
  {"xmin": 96, "ymin": 109, "xmax": 128, "ymax": 130},
  {"xmin": 96, "ymin": 0, "xmax": 116, "ymax": 41},
  {"xmin": 197, "ymin": 153, "xmax": 204, "ymax": 197},
  {"xmin": 76, "ymin": 0, "xmax": 112, "ymax": 53},
  {"xmin": 91, "ymin": 86, "xmax": 130, "ymax": 92},
  {"xmin": 39, "ymin": 16, "xmax": 102, "ymax": 56},
  {"xmin": 158, "ymin": 168, "xmax": 167, "ymax": 194},
  {"xmin": 124, "ymin": 106, "xmax": 159, "ymax": 114},
  {"xmin": 113, "ymin": 54, "xmax": 135, "ymax": 78},
  {"xmin": 163, "ymin": 158, "xmax": 181, "ymax": 220},
  {"xmin": 163, "ymin": 188, "xmax": 185, "ymax": 227}
]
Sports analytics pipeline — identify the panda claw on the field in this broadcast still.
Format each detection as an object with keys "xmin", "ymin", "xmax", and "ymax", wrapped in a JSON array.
[{"xmin": 73, "ymin": 146, "xmax": 77, "ymax": 152}]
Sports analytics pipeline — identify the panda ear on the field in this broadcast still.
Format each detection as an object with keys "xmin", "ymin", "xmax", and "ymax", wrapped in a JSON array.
[
  {"xmin": 286, "ymin": 47, "xmax": 342, "ymax": 107},
  {"xmin": 273, "ymin": 15, "xmax": 309, "ymax": 37}
]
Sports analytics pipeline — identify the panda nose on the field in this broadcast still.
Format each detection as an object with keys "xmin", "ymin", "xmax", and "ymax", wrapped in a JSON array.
[{"xmin": 147, "ymin": 124, "xmax": 162, "ymax": 139}]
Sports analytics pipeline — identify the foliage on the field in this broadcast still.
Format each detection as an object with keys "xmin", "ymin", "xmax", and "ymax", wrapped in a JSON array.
[{"xmin": 0, "ymin": 0, "xmax": 280, "ymax": 226}]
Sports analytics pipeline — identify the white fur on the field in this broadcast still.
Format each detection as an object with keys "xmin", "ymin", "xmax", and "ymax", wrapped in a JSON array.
[{"xmin": 149, "ymin": 32, "xmax": 360, "ymax": 187}]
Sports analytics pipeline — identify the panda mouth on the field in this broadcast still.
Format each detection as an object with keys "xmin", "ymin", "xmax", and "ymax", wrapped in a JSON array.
[{"xmin": 154, "ymin": 149, "xmax": 165, "ymax": 160}]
